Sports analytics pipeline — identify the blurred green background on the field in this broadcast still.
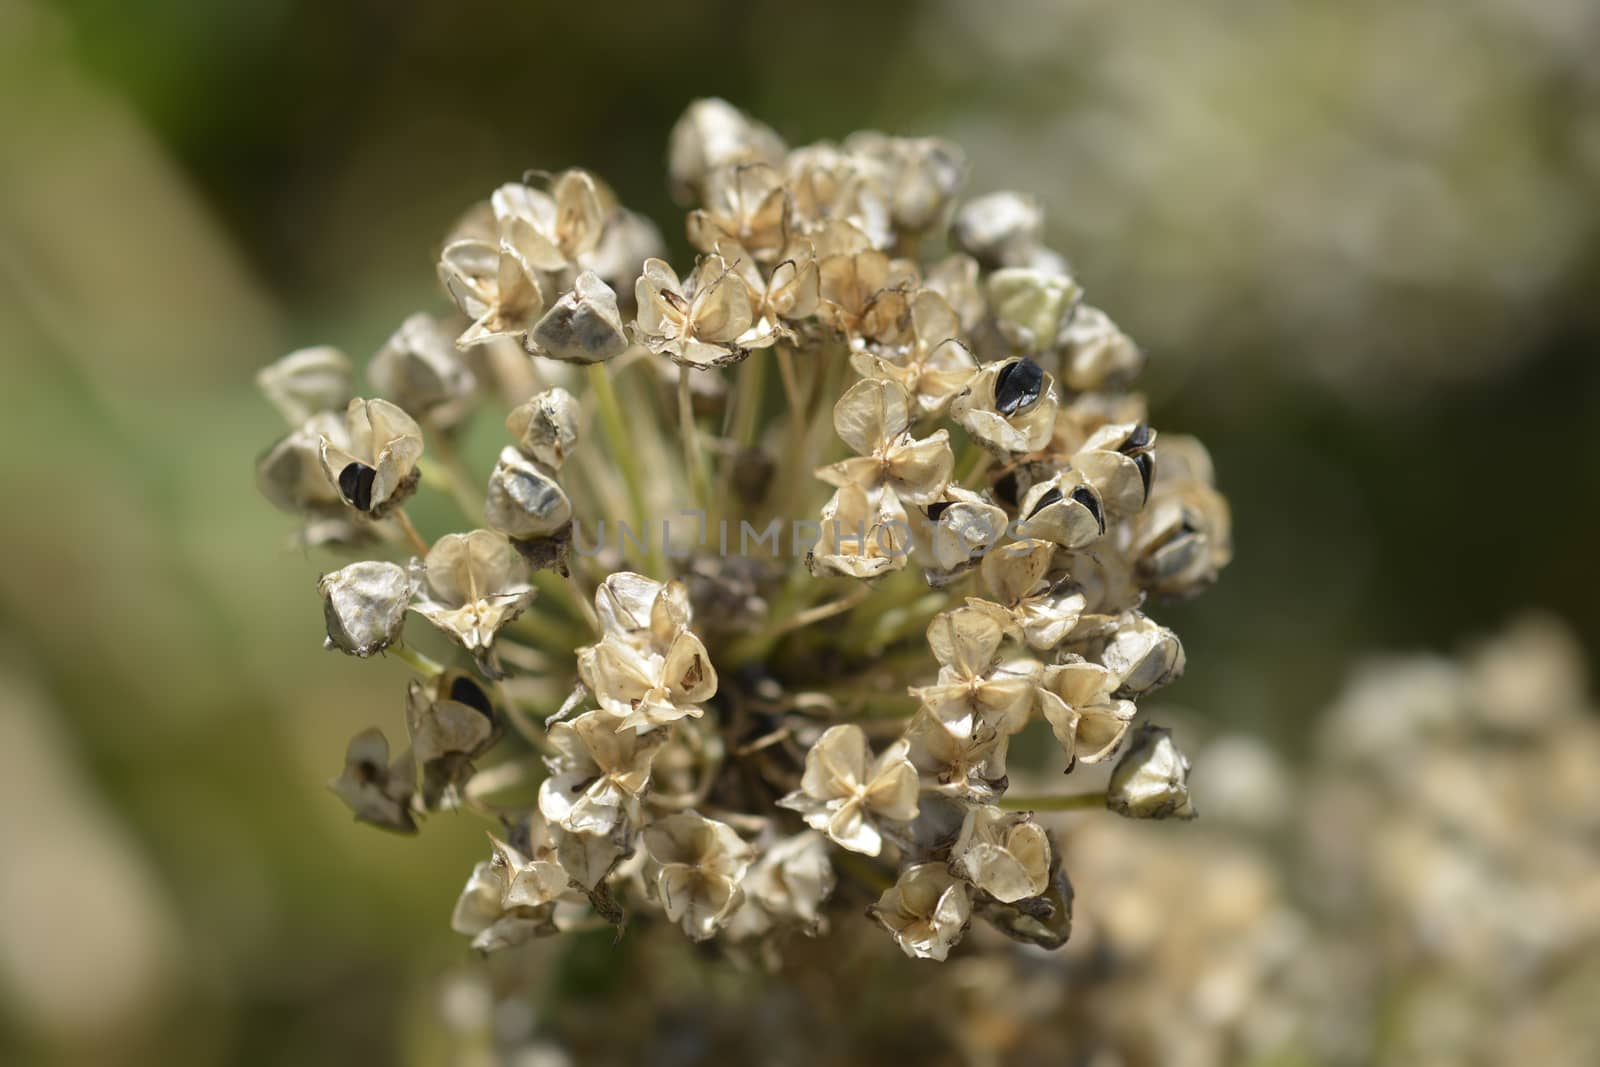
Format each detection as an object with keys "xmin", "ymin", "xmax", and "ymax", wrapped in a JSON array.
[{"xmin": 1, "ymin": 0, "xmax": 1596, "ymax": 1063}]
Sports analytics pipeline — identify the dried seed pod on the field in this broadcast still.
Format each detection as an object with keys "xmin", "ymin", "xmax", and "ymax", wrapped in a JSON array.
[
  {"xmin": 1057, "ymin": 304, "xmax": 1145, "ymax": 392},
  {"xmin": 909, "ymin": 487, "xmax": 1008, "ymax": 581},
  {"xmin": 727, "ymin": 831, "xmax": 836, "ymax": 939},
  {"xmin": 318, "ymin": 560, "xmax": 417, "ymax": 657},
  {"xmin": 905, "ymin": 709, "xmax": 1011, "ymax": 802},
  {"xmin": 1036, "ymin": 658, "xmax": 1136, "ymax": 768},
  {"xmin": 1101, "ymin": 613, "xmax": 1186, "ymax": 697},
  {"xmin": 817, "ymin": 377, "xmax": 955, "ymax": 506},
  {"xmin": 491, "ymin": 170, "xmax": 608, "ymax": 272},
  {"xmin": 777, "ymin": 724, "xmax": 920, "ymax": 856},
  {"xmin": 1016, "ymin": 473, "xmax": 1106, "ymax": 550},
  {"xmin": 869, "ymin": 863, "xmax": 971, "ymax": 961},
  {"xmin": 950, "ymin": 356, "xmax": 1059, "ymax": 454},
  {"xmin": 256, "ymin": 346, "xmax": 353, "ymax": 425},
  {"xmin": 528, "ymin": 271, "xmax": 629, "ymax": 365},
  {"xmin": 317, "ymin": 397, "xmax": 424, "ymax": 518},
  {"xmin": 987, "ymin": 267, "xmax": 1082, "ymax": 354},
  {"xmin": 845, "ymin": 131, "xmax": 966, "ymax": 234},
  {"xmin": 258, "ymin": 412, "xmax": 349, "ymax": 516},
  {"xmin": 978, "ymin": 856, "xmax": 1073, "ymax": 950},
  {"xmin": 369, "ymin": 313, "xmax": 476, "ymax": 423},
  {"xmin": 406, "ymin": 672, "xmax": 497, "ymax": 809},
  {"xmin": 667, "ymin": 98, "xmax": 786, "ymax": 204},
  {"xmin": 539, "ymin": 709, "xmax": 668, "ymax": 837},
  {"xmin": 1106, "ymin": 724, "xmax": 1197, "ymax": 820},
  {"xmin": 410, "ymin": 530, "xmax": 535, "ymax": 662},
  {"xmin": 851, "ymin": 288, "xmax": 977, "ymax": 418},
  {"xmin": 641, "ymin": 811, "xmax": 754, "ymax": 942},
  {"xmin": 329, "ymin": 727, "xmax": 416, "ymax": 833},
  {"xmin": 633, "ymin": 255, "xmax": 762, "ymax": 368},
  {"xmin": 966, "ymin": 538, "xmax": 1085, "ymax": 651},
  {"xmin": 949, "ymin": 805, "xmax": 1051, "ymax": 903},
  {"xmin": 438, "ymin": 236, "xmax": 547, "ymax": 351},
  {"xmin": 485, "ymin": 446, "xmax": 572, "ymax": 541},
  {"xmin": 506, "ymin": 387, "xmax": 581, "ymax": 470},
  {"xmin": 808, "ymin": 484, "xmax": 912, "ymax": 580},
  {"xmin": 951, "ymin": 190, "xmax": 1045, "ymax": 268},
  {"xmin": 1073, "ymin": 422, "xmax": 1157, "ymax": 519},
  {"xmin": 910, "ymin": 607, "xmax": 1040, "ymax": 739},
  {"xmin": 687, "ymin": 163, "xmax": 789, "ymax": 264}
]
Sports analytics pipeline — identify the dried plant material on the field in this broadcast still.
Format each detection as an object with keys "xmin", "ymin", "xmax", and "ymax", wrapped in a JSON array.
[
  {"xmin": 318, "ymin": 560, "xmax": 416, "ymax": 657},
  {"xmin": 870, "ymin": 864, "xmax": 971, "ymax": 961},
  {"xmin": 317, "ymin": 397, "xmax": 424, "ymax": 517},
  {"xmin": 1107, "ymin": 724, "xmax": 1196, "ymax": 820},
  {"xmin": 778, "ymin": 724, "xmax": 919, "ymax": 856}
]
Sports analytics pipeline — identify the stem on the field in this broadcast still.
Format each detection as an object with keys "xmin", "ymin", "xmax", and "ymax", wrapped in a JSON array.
[
  {"xmin": 391, "ymin": 508, "xmax": 431, "ymax": 556},
  {"xmin": 998, "ymin": 791, "xmax": 1107, "ymax": 812},
  {"xmin": 714, "ymin": 350, "xmax": 768, "ymax": 521},
  {"xmin": 587, "ymin": 363, "xmax": 667, "ymax": 579},
  {"xmin": 426, "ymin": 430, "xmax": 486, "ymax": 516},
  {"xmin": 388, "ymin": 642, "xmax": 445, "ymax": 678},
  {"xmin": 677, "ymin": 369, "xmax": 711, "ymax": 512}
]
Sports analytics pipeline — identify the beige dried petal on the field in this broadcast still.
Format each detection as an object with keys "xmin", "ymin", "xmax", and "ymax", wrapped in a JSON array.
[
  {"xmin": 258, "ymin": 413, "xmax": 348, "ymax": 515},
  {"xmin": 687, "ymin": 163, "xmax": 788, "ymax": 263},
  {"xmin": 925, "ymin": 606, "xmax": 1005, "ymax": 678},
  {"xmin": 318, "ymin": 560, "xmax": 415, "ymax": 657},
  {"xmin": 950, "ymin": 806, "xmax": 1051, "ymax": 903},
  {"xmin": 371, "ymin": 313, "xmax": 477, "ymax": 415},
  {"xmin": 1107, "ymin": 724, "xmax": 1196, "ymax": 820},
  {"xmin": 924, "ymin": 254, "xmax": 986, "ymax": 333},
  {"xmin": 904, "ymin": 709, "xmax": 1011, "ymax": 800},
  {"xmin": 439, "ymin": 240, "xmax": 547, "ymax": 350},
  {"xmin": 405, "ymin": 675, "xmax": 494, "ymax": 766},
  {"xmin": 538, "ymin": 709, "xmax": 667, "ymax": 836},
  {"xmin": 485, "ymin": 446, "xmax": 572, "ymax": 541},
  {"xmin": 1038, "ymin": 660, "xmax": 1135, "ymax": 767},
  {"xmin": 909, "ymin": 489, "xmax": 1008, "ymax": 578},
  {"xmin": 869, "ymin": 863, "xmax": 971, "ymax": 961},
  {"xmin": 257, "ymin": 346, "xmax": 353, "ymax": 425}
]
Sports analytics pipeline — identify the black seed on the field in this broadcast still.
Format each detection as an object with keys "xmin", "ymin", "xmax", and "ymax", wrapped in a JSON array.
[
  {"xmin": 1027, "ymin": 487, "xmax": 1064, "ymax": 518},
  {"xmin": 1121, "ymin": 424, "xmax": 1153, "ymax": 453},
  {"xmin": 994, "ymin": 358, "xmax": 1044, "ymax": 415},
  {"xmin": 1134, "ymin": 453, "xmax": 1155, "ymax": 499},
  {"xmin": 925, "ymin": 500, "xmax": 953, "ymax": 522},
  {"xmin": 448, "ymin": 676, "xmax": 494, "ymax": 719},
  {"xmin": 993, "ymin": 470, "xmax": 1020, "ymax": 508},
  {"xmin": 339, "ymin": 462, "xmax": 377, "ymax": 511},
  {"xmin": 1070, "ymin": 485, "xmax": 1106, "ymax": 533}
]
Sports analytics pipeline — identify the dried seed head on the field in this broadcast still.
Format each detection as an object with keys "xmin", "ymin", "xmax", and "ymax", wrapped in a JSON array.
[
  {"xmin": 951, "ymin": 191, "xmax": 1045, "ymax": 269},
  {"xmin": 407, "ymin": 673, "xmax": 497, "ymax": 809},
  {"xmin": 950, "ymin": 805, "xmax": 1051, "ymax": 903},
  {"xmin": 506, "ymin": 388, "xmax": 581, "ymax": 470},
  {"xmin": 1106, "ymin": 724, "xmax": 1197, "ymax": 820},
  {"xmin": 634, "ymin": 256, "xmax": 760, "ymax": 368},
  {"xmin": 910, "ymin": 487, "xmax": 1008, "ymax": 580},
  {"xmin": 987, "ymin": 267, "xmax": 1082, "ymax": 354},
  {"xmin": 318, "ymin": 560, "xmax": 417, "ymax": 657},
  {"xmin": 869, "ymin": 863, "xmax": 972, "ymax": 961},
  {"xmin": 528, "ymin": 271, "xmax": 629, "ymax": 365},
  {"xmin": 257, "ymin": 346, "xmax": 353, "ymax": 425},
  {"xmin": 485, "ymin": 446, "xmax": 572, "ymax": 542},
  {"xmin": 369, "ymin": 313, "xmax": 477, "ymax": 423}
]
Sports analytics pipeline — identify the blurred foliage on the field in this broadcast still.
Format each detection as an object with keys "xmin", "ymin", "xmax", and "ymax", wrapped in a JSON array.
[{"xmin": 0, "ymin": 0, "xmax": 1596, "ymax": 1062}]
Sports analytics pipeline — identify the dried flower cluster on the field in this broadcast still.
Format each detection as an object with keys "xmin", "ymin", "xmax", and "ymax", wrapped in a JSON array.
[
  {"xmin": 422, "ymin": 617, "xmax": 1600, "ymax": 1067},
  {"xmin": 256, "ymin": 100, "xmax": 1229, "ymax": 964}
]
